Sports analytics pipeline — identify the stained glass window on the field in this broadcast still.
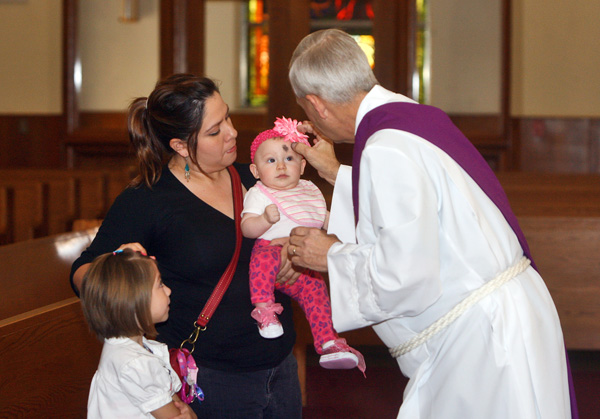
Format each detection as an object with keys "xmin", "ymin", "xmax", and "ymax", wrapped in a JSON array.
[
  {"xmin": 244, "ymin": 0, "xmax": 375, "ymax": 107},
  {"xmin": 310, "ymin": 0, "xmax": 375, "ymax": 69},
  {"xmin": 246, "ymin": 0, "xmax": 269, "ymax": 107},
  {"xmin": 414, "ymin": 0, "xmax": 430, "ymax": 104},
  {"xmin": 309, "ymin": 0, "xmax": 374, "ymax": 21}
]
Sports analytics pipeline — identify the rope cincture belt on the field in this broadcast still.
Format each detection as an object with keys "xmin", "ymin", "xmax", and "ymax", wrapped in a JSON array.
[{"xmin": 390, "ymin": 256, "xmax": 531, "ymax": 358}]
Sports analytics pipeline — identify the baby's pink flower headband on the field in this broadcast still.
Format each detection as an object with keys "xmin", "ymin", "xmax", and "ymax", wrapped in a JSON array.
[{"xmin": 250, "ymin": 117, "xmax": 310, "ymax": 162}]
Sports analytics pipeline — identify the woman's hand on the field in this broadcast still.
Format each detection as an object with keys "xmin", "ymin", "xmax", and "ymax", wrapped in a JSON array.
[
  {"xmin": 288, "ymin": 227, "xmax": 341, "ymax": 272},
  {"xmin": 72, "ymin": 242, "xmax": 152, "ymax": 292},
  {"xmin": 114, "ymin": 242, "xmax": 149, "ymax": 255},
  {"xmin": 269, "ymin": 237, "xmax": 302, "ymax": 286},
  {"xmin": 293, "ymin": 121, "xmax": 341, "ymax": 186}
]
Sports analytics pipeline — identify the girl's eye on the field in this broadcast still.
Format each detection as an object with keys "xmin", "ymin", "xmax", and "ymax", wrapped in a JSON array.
[
  {"xmin": 267, "ymin": 158, "xmax": 275, "ymax": 163},
  {"xmin": 209, "ymin": 129, "xmax": 220, "ymax": 136},
  {"xmin": 286, "ymin": 156, "xmax": 294, "ymax": 161}
]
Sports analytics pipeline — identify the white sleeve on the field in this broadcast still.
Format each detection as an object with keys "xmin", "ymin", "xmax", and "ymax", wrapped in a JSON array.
[
  {"xmin": 327, "ymin": 165, "xmax": 357, "ymax": 244},
  {"xmin": 327, "ymin": 137, "xmax": 443, "ymax": 333},
  {"xmin": 241, "ymin": 186, "xmax": 270, "ymax": 216},
  {"xmin": 118, "ymin": 355, "xmax": 180, "ymax": 414}
]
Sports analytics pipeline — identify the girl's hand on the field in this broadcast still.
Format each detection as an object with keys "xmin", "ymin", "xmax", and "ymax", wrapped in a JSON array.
[
  {"xmin": 264, "ymin": 204, "xmax": 280, "ymax": 225},
  {"xmin": 151, "ymin": 395, "xmax": 196, "ymax": 419},
  {"xmin": 170, "ymin": 397, "xmax": 197, "ymax": 419}
]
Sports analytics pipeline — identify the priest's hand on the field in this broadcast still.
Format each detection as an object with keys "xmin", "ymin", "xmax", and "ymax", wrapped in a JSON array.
[
  {"xmin": 293, "ymin": 121, "xmax": 341, "ymax": 186},
  {"xmin": 271, "ymin": 237, "xmax": 303, "ymax": 286},
  {"xmin": 288, "ymin": 227, "xmax": 341, "ymax": 272}
]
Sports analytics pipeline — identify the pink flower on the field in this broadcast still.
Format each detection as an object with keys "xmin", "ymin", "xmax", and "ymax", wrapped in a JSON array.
[
  {"xmin": 273, "ymin": 117, "xmax": 310, "ymax": 145},
  {"xmin": 250, "ymin": 116, "xmax": 311, "ymax": 162}
]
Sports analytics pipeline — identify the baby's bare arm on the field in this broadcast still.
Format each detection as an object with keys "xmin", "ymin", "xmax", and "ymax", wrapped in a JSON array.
[{"xmin": 241, "ymin": 204, "xmax": 280, "ymax": 238}]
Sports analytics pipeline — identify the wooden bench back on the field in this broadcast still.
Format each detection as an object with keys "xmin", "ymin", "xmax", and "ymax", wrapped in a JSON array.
[
  {"xmin": 497, "ymin": 171, "xmax": 600, "ymax": 217},
  {"xmin": 0, "ymin": 298, "xmax": 102, "ymax": 418},
  {"xmin": 520, "ymin": 216, "xmax": 600, "ymax": 349},
  {"xmin": 0, "ymin": 168, "xmax": 131, "ymax": 245},
  {"xmin": 0, "ymin": 228, "xmax": 97, "ymax": 320},
  {"xmin": 0, "ymin": 179, "xmax": 46, "ymax": 243},
  {"xmin": 0, "ymin": 229, "xmax": 101, "ymax": 417}
]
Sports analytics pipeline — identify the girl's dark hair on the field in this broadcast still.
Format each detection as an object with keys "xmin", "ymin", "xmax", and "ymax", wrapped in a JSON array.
[
  {"xmin": 128, "ymin": 74, "xmax": 220, "ymax": 187},
  {"xmin": 80, "ymin": 249, "xmax": 158, "ymax": 340}
]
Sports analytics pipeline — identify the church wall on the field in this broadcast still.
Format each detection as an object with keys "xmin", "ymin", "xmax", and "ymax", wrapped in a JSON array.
[
  {"xmin": 511, "ymin": 0, "xmax": 600, "ymax": 118},
  {"xmin": 0, "ymin": 0, "xmax": 62, "ymax": 115},
  {"xmin": 0, "ymin": 1, "xmax": 598, "ymax": 170}
]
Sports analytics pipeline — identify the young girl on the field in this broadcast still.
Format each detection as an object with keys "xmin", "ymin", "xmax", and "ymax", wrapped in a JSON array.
[
  {"xmin": 241, "ymin": 117, "xmax": 365, "ymax": 374},
  {"xmin": 80, "ymin": 248, "xmax": 197, "ymax": 419}
]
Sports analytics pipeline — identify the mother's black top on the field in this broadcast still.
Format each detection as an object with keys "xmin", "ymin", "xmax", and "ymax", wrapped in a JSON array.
[{"xmin": 70, "ymin": 163, "xmax": 296, "ymax": 371}]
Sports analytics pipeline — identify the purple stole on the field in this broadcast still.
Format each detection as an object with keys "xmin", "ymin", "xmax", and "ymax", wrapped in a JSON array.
[{"xmin": 353, "ymin": 101, "xmax": 578, "ymax": 418}]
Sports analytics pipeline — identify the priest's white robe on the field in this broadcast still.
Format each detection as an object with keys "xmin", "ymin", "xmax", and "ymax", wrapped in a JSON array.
[{"xmin": 326, "ymin": 85, "xmax": 571, "ymax": 418}]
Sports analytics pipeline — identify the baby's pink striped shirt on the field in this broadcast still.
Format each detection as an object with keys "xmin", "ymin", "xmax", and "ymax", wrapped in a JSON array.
[{"xmin": 255, "ymin": 180, "xmax": 327, "ymax": 228}]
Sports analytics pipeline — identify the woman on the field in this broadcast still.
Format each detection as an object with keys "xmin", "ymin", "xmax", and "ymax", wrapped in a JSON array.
[{"xmin": 70, "ymin": 74, "xmax": 302, "ymax": 418}]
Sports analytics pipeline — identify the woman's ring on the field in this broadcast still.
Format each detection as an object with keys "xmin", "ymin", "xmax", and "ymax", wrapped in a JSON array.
[{"xmin": 292, "ymin": 246, "xmax": 297, "ymax": 255}]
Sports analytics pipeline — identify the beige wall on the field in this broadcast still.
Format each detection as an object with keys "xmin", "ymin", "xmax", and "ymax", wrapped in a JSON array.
[
  {"xmin": 78, "ymin": 0, "xmax": 160, "ymax": 111},
  {"xmin": 511, "ymin": 0, "xmax": 600, "ymax": 117},
  {"xmin": 205, "ymin": 1, "xmax": 242, "ymax": 109},
  {"xmin": 0, "ymin": 0, "xmax": 62, "ymax": 114},
  {"xmin": 429, "ymin": 0, "xmax": 502, "ymax": 114},
  {"xmin": 0, "ymin": 1, "xmax": 599, "ymax": 117}
]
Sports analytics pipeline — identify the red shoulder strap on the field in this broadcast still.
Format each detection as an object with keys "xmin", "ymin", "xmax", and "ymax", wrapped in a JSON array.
[{"xmin": 196, "ymin": 165, "xmax": 243, "ymax": 328}]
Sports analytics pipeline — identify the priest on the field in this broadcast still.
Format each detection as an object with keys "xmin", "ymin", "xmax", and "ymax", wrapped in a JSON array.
[{"xmin": 286, "ymin": 28, "xmax": 577, "ymax": 419}]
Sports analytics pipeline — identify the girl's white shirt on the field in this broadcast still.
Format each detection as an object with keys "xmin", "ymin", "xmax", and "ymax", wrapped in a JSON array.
[{"xmin": 87, "ymin": 336, "xmax": 181, "ymax": 418}]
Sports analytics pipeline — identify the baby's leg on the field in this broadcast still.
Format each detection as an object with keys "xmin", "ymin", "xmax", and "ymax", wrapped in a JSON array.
[
  {"xmin": 276, "ymin": 271, "xmax": 337, "ymax": 353},
  {"xmin": 277, "ymin": 271, "xmax": 366, "ymax": 374},
  {"xmin": 249, "ymin": 239, "xmax": 284, "ymax": 339},
  {"xmin": 249, "ymin": 239, "xmax": 280, "ymax": 305}
]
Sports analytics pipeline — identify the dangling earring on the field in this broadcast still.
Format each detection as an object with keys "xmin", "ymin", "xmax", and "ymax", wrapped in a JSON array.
[{"xmin": 184, "ymin": 157, "xmax": 190, "ymax": 182}]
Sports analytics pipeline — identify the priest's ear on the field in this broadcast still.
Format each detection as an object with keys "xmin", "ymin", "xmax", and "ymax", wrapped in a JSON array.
[{"xmin": 305, "ymin": 94, "xmax": 329, "ymax": 120}]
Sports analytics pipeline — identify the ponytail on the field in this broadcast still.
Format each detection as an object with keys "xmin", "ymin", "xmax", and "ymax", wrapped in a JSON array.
[{"xmin": 128, "ymin": 98, "xmax": 168, "ymax": 188}]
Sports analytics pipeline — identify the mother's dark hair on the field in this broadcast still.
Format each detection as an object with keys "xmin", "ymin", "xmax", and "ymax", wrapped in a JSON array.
[{"xmin": 128, "ymin": 74, "xmax": 220, "ymax": 187}]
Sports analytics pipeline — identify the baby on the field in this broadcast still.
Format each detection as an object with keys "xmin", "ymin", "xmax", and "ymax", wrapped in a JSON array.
[{"xmin": 241, "ymin": 117, "xmax": 365, "ymax": 373}]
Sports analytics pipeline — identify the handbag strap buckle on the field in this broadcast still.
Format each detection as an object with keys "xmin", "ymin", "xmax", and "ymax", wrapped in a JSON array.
[{"xmin": 179, "ymin": 322, "xmax": 206, "ymax": 354}]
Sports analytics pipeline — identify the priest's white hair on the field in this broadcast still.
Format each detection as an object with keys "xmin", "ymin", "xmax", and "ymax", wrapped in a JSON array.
[{"xmin": 289, "ymin": 28, "xmax": 379, "ymax": 104}]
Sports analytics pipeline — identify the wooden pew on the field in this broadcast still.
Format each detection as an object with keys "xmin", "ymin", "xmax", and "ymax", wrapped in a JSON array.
[
  {"xmin": 0, "ymin": 228, "xmax": 97, "ymax": 319},
  {"xmin": 497, "ymin": 172, "xmax": 600, "ymax": 217},
  {"xmin": 0, "ymin": 229, "xmax": 102, "ymax": 418},
  {"xmin": 0, "ymin": 298, "xmax": 102, "ymax": 417},
  {"xmin": 497, "ymin": 173, "xmax": 600, "ymax": 349},
  {"xmin": 518, "ymin": 216, "xmax": 600, "ymax": 349},
  {"xmin": 0, "ymin": 179, "xmax": 44, "ymax": 243},
  {"xmin": 0, "ymin": 168, "xmax": 132, "ymax": 245}
]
